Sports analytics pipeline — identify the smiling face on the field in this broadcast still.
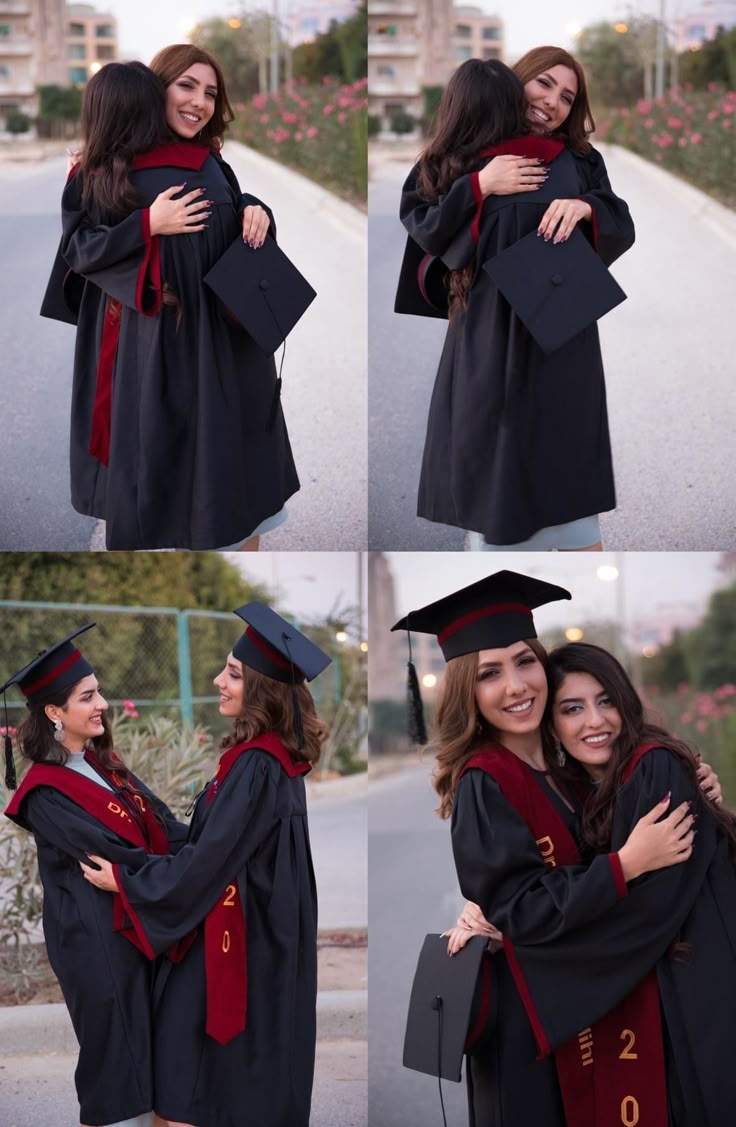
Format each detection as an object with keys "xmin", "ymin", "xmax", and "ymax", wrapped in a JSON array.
[
  {"xmin": 474, "ymin": 641, "xmax": 548, "ymax": 738},
  {"xmin": 524, "ymin": 64, "xmax": 578, "ymax": 134},
  {"xmin": 213, "ymin": 653, "xmax": 245, "ymax": 718},
  {"xmin": 552, "ymin": 671, "xmax": 623, "ymax": 779},
  {"xmin": 45, "ymin": 674, "xmax": 107, "ymax": 750},
  {"xmin": 165, "ymin": 62, "xmax": 217, "ymax": 139}
]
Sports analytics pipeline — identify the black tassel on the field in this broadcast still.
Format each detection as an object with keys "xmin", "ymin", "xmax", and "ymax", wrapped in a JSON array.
[
  {"xmin": 267, "ymin": 376, "xmax": 282, "ymax": 430},
  {"xmin": 5, "ymin": 733, "xmax": 17, "ymax": 790},
  {"xmin": 291, "ymin": 683, "xmax": 305, "ymax": 752},
  {"xmin": 407, "ymin": 660, "xmax": 427, "ymax": 746}
]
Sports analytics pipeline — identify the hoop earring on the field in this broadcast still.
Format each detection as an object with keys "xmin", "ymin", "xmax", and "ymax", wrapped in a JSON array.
[{"xmin": 53, "ymin": 718, "xmax": 65, "ymax": 744}]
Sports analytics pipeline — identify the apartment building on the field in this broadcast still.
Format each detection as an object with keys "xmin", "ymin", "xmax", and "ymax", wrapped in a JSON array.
[
  {"xmin": 66, "ymin": 3, "xmax": 118, "ymax": 86},
  {"xmin": 453, "ymin": 4, "xmax": 504, "ymax": 65},
  {"xmin": 0, "ymin": 0, "xmax": 66, "ymax": 124},
  {"xmin": 368, "ymin": 0, "xmax": 453, "ymax": 131}
]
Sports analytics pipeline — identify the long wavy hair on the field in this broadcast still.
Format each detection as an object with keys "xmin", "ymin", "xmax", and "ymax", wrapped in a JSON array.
[
  {"xmin": 16, "ymin": 679, "xmax": 154, "ymax": 819},
  {"xmin": 432, "ymin": 639, "xmax": 550, "ymax": 819},
  {"xmin": 150, "ymin": 44, "xmax": 234, "ymax": 150},
  {"xmin": 220, "ymin": 664, "xmax": 329, "ymax": 767},
  {"xmin": 512, "ymin": 46, "xmax": 594, "ymax": 154},
  {"xmin": 417, "ymin": 60, "xmax": 528, "ymax": 319},
  {"xmin": 546, "ymin": 643, "xmax": 736, "ymax": 857},
  {"xmin": 78, "ymin": 61, "xmax": 168, "ymax": 218}
]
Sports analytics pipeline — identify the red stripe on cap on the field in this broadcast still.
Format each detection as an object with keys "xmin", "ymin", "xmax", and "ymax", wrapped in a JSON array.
[
  {"xmin": 22, "ymin": 649, "xmax": 83, "ymax": 697},
  {"xmin": 438, "ymin": 604, "xmax": 533, "ymax": 645},
  {"xmin": 244, "ymin": 627, "xmax": 303, "ymax": 677}
]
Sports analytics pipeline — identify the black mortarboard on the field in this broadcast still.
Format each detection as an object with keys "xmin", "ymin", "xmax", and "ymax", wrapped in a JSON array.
[
  {"xmin": 0, "ymin": 624, "xmax": 96, "ymax": 790},
  {"xmin": 394, "ymin": 235, "xmax": 449, "ymax": 320},
  {"xmin": 482, "ymin": 227, "xmax": 627, "ymax": 354},
  {"xmin": 403, "ymin": 934, "xmax": 494, "ymax": 1083},
  {"xmin": 232, "ymin": 603, "xmax": 331, "ymax": 686},
  {"xmin": 392, "ymin": 570, "xmax": 571, "ymax": 662},
  {"xmin": 204, "ymin": 235, "xmax": 317, "ymax": 356}
]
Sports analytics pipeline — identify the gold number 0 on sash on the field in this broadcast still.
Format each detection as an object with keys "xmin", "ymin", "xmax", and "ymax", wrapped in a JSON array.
[
  {"xmin": 619, "ymin": 1029, "xmax": 638, "ymax": 1059},
  {"xmin": 621, "ymin": 1096, "xmax": 639, "ymax": 1126},
  {"xmin": 222, "ymin": 930, "xmax": 231, "ymax": 953}
]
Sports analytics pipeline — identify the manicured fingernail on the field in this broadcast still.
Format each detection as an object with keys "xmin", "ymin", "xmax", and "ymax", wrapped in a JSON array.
[{"xmin": 544, "ymin": 234, "xmax": 551, "ymax": 242}]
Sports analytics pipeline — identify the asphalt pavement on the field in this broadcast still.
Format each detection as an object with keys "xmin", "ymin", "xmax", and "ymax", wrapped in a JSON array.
[
  {"xmin": 368, "ymin": 143, "xmax": 736, "ymax": 551},
  {"xmin": 0, "ymin": 143, "xmax": 366, "ymax": 551},
  {"xmin": 369, "ymin": 761, "xmax": 470, "ymax": 1127}
]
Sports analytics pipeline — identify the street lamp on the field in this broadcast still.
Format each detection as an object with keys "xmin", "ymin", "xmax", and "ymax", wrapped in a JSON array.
[
  {"xmin": 422, "ymin": 674, "xmax": 437, "ymax": 689},
  {"xmin": 565, "ymin": 627, "xmax": 584, "ymax": 642},
  {"xmin": 614, "ymin": 22, "xmax": 629, "ymax": 33},
  {"xmin": 335, "ymin": 630, "xmax": 348, "ymax": 643}
]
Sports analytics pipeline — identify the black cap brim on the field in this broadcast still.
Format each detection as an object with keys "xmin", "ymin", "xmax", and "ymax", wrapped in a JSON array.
[{"xmin": 483, "ymin": 227, "xmax": 626, "ymax": 354}]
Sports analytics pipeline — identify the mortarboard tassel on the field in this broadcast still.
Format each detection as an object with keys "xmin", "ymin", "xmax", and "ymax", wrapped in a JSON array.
[
  {"xmin": 281, "ymin": 632, "xmax": 305, "ymax": 752},
  {"xmin": 406, "ymin": 623, "xmax": 427, "ymax": 746},
  {"xmin": 267, "ymin": 375, "xmax": 283, "ymax": 431},
  {"xmin": 3, "ymin": 691, "xmax": 17, "ymax": 790},
  {"xmin": 263, "ymin": 288, "xmax": 287, "ymax": 432}
]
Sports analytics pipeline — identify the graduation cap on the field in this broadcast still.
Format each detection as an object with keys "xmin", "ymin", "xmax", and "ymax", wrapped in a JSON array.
[
  {"xmin": 482, "ymin": 227, "xmax": 627, "ymax": 354},
  {"xmin": 0, "ymin": 624, "xmax": 96, "ymax": 790},
  {"xmin": 232, "ymin": 604, "xmax": 332, "ymax": 750},
  {"xmin": 392, "ymin": 571, "xmax": 571, "ymax": 743},
  {"xmin": 404, "ymin": 934, "xmax": 494, "ymax": 1084}
]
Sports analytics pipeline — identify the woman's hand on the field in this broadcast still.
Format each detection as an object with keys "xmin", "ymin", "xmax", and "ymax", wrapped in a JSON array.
[
  {"xmin": 242, "ymin": 204, "xmax": 269, "ymax": 248},
  {"xmin": 618, "ymin": 795, "xmax": 695, "ymax": 882},
  {"xmin": 537, "ymin": 198, "xmax": 592, "ymax": 243},
  {"xmin": 66, "ymin": 148, "xmax": 82, "ymax": 176},
  {"xmin": 696, "ymin": 759, "xmax": 723, "ymax": 805},
  {"xmin": 443, "ymin": 902, "xmax": 504, "ymax": 955},
  {"xmin": 478, "ymin": 156, "xmax": 548, "ymax": 199},
  {"xmin": 149, "ymin": 185, "xmax": 211, "ymax": 236},
  {"xmin": 80, "ymin": 854, "xmax": 117, "ymax": 892}
]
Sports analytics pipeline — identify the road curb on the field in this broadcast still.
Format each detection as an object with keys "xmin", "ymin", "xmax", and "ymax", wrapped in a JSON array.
[{"xmin": 0, "ymin": 988, "xmax": 367, "ymax": 1054}]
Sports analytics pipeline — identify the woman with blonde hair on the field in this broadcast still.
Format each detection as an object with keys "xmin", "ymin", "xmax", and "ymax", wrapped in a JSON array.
[{"xmin": 81, "ymin": 604, "xmax": 332, "ymax": 1127}]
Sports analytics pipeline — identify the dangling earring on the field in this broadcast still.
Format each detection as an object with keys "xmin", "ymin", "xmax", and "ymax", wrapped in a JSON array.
[
  {"xmin": 553, "ymin": 737, "xmax": 566, "ymax": 767},
  {"xmin": 475, "ymin": 715, "xmax": 484, "ymax": 737},
  {"xmin": 53, "ymin": 718, "xmax": 65, "ymax": 744}
]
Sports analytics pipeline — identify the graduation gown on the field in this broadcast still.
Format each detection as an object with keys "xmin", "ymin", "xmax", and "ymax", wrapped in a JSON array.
[
  {"xmin": 41, "ymin": 143, "xmax": 299, "ymax": 550},
  {"xmin": 109, "ymin": 735, "xmax": 318, "ymax": 1127},
  {"xmin": 3, "ymin": 757, "xmax": 188, "ymax": 1126},
  {"xmin": 398, "ymin": 138, "xmax": 635, "ymax": 543}
]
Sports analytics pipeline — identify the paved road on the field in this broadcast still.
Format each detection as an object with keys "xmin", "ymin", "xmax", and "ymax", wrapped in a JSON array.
[
  {"xmin": 0, "ymin": 144, "xmax": 366, "ymax": 551},
  {"xmin": 1, "ymin": 1039, "xmax": 367, "ymax": 1127},
  {"xmin": 369, "ymin": 762, "xmax": 469, "ymax": 1127},
  {"xmin": 310, "ymin": 778, "xmax": 367, "ymax": 932},
  {"xmin": 368, "ymin": 146, "xmax": 736, "ymax": 551}
]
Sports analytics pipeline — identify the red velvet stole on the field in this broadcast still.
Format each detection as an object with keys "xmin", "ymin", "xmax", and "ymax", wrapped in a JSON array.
[
  {"xmin": 460, "ymin": 744, "xmax": 667, "ymax": 1127},
  {"xmin": 132, "ymin": 143, "xmax": 211, "ymax": 171},
  {"xmin": 5, "ymin": 754, "xmax": 173, "ymax": 957},
  {"xmin": 203, "ymin": 734, "xmax": 311, "ymax": 1044}
]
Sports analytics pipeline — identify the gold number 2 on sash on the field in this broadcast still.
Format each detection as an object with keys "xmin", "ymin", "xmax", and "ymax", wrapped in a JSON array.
[
  {"xmin": 621, "ymin": 1095, "xmax": 639, "ymax": 1126},
  {"xmin": 619, "ymin": 1029, "xmax": 638, "ymax": 1059},
  {"xmin": 223, "ymin": 884, "xmax": 237, "ymax": 906},
  {"xmin": 222, "ymin": 930, "xmax": 231, "ymax": 953}
]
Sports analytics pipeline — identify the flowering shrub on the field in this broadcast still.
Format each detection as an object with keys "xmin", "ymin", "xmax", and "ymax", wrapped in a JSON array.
[
  {"xmin": 595, "ymin": 84, "xmax": 736, "ymax": 208},
  {"xmin": 231, "ymin": 77, "xmax": 368, "ymax": 204},
  {"xmin": 644, "ymin": 683, "xmax": 736, "ymax": 806}
]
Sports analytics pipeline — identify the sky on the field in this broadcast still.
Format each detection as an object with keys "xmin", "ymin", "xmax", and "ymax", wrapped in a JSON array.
[
  {"xmin": 386, "ymin": 551, "xmax": 725, "ymax": 636},
  {"xmin": 227, "ymin": 551, "xmax": 367, "ymax": 631},
  {"xmin": 101, "ymin": 0, "xmax": 694, "ymax": 63}
]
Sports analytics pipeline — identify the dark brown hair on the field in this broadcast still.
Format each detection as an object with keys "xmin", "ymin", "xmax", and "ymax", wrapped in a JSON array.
[
  {"xmin": 512, "ymin": 46, "xmax": 594, "ymax": 154},
  {"xmin": 149, "ymin": 44, "xmax": 234, "ymax": 150},
  {"xmin": 432, "ymin": 639, "xmax": 549, "ymax": 819},
  {"xmin": 220, "ymin": 664, "xmax": 329, "ymax": 767},
  {"xmin": 78, "ymin": 61, "xmax": 167, "ymax": 218},
  {"xmin": 546, "ymin": 643, "xmax": 736, "ymax": 856}
]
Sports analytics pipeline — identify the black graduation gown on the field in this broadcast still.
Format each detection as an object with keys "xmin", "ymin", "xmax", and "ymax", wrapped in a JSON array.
[
  {"xmin": 4, "ymin": 767, "xmax": 188, "ymax": 1126},
  {"xmin": 400, "ymin": 144, "xmax": 635, "ymax": 543},
  {"xmin": 111, "ymin": 744, "xmax": 318, "ymax": 1127},
  {"xmin": 42, "ymin": 144, "xmax": 299, "ymax": 550},
  {"xmin": 454, "ymin": 750, "xmax": 736, "ymax": 1127}
]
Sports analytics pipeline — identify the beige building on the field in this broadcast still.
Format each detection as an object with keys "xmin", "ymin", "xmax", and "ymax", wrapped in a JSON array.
[
  {"xmin": 368, "ymin": 0, "xmax": 453, "ymax": 131},
  {"xmin": 0, "ymin": 0, "xmax": 66, "ymax": 125},
  {"xmin": 453, "ymin": 5, "xmax": 504, "ymax": 65},
  {"xmin": 66, "ymin": 3, "xmax": 118, "ymax": 86}
]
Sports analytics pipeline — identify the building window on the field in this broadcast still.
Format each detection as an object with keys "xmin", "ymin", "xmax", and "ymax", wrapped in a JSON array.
[
  {"xmin": 375, "ymin": 23, "xmax": 398, "ymax": 35},
  {"xmin": 454, "ymin": 45, "xmax": 473, "ymax": 61},
  {"xmin": 385, "ymin": 102, "xmax": 406, "ymax": 115},
  {"xmin": 68, "ymin": 44, "xmax": 87, "ymax": 59},
  {"xmin": 481, "ymin": 47, "xmax": 501, "ymax": 60},
  {"xmin": 68, "ymin": 22, "xmax": 85, "ymax": 36},
  {"xmin": 0, "ymin": 24, "xmax": 11, "ymax": 38},
  {"xmin": 0, "ymin": 65, "xmax": 10, "ymax": 78},
  {"xmin": 96, "ymin": 45, "xmax": 115, "ymax": 59},
  {"xmin": 455, "ymin": 24, "xmax": 472, "ymax": 38},
  {"xmin": 482, "ymin": 26, "xmax": 500, "ymax": 40},
  {"xmin": 377, "ymin": 64, "xmax": 396, "ymax": 76},
  {"xmin": 69, "ymin": 67, "xmax": 88, "ymax": 84},
  {"xmin": 95, "ymin": 24, "xmax": 116, "ymax": 38}
]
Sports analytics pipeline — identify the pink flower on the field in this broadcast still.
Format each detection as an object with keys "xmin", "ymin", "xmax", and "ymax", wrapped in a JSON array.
[
  {"xmin": 252, "ymin": 94, "xmax": 267, "ymax": 111},
  {"xmin": 690, "ymin": 132, "xmax": 702, "ymax": 143},
  {"xmin": 0, "ymin": 726, "xmax": 17, "ymax": 737},
  {"xmin": 337, "ymin": 95, "xmax": 353, "ymax": 108},
  {"xmin": 323, "ymin": 104, "xmax": 334, "ymax": 116},
  {"xmin": 707, "ymin": 110, "xmax": 720, "ymax": 121},
  {"xmin": 677, "ymin": 136, "xmax": 687, "ymax": 147},
  {"xmin": 338, "ymin": 112, "xmax": 347, "ymax": 123},
  {"xmin": 322, "ymin": 75, "xmax": 333, "ymax": 85},
  {"xmin": 667, "ymin": 116, "xmax": 682, "ymax": 128},
  {"xmin": 306, "ymin": 126, "xmax": 318, "ymax": 138},
  {"xmin": 724, "ymin": 119, "xmax": 732, "ymax": 129},
  {"xmin": 260, "ymin": 114, "xmax": 269, "ymax": 124},
  {"xmin": 122, "ymin": 700, "xmax": 135, "ymax": 710},
  {"xmin": 282, "ymin": 111, "xmax": 298, "ymax": 124},
  {"xmin": 696, "ymin": 720, "xmax": 708, "ymax": 732},
  {"xmin": 644, "ymin": 118, "xmax": 654, "ymax": 129},
  {"xmin": 294, "ymin": 131, "xmax": 302, "ymax": 141},
  {"xmin": 637, "ymin": 99, "xmax": 652, "ymax": 115}
]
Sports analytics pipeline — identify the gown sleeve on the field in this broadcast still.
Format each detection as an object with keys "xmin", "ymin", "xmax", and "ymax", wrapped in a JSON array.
[
  {"xmin": 575, "ymin": 146, "xmax": 635, "ymax": 266},
  {"xmin": 111, "ymin": 751, "xmax": 279, "ymax": 957},
  {"xmin": 451, "ymin": 769, "xmax": 628, "ymax": 943},
  {"xmin": 399, "ymin": 162, "xmax": 482, "ymax": 257},
  {"xmin": 498, "ymin": 749, "xmax": 723, "ymax": 1053},
  {"xmin": 59, "ymin": 170, "xmax": 162, "ymax": 314},
  {"xmin": 215, "ymin": 154, "xmax": 277, "ymax": 240}
]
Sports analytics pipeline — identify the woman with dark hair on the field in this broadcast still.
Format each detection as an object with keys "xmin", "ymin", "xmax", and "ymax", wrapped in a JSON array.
[
  {"xmin": 396, "ymin": 48, "xmax": 635, "ymax": 552},
  {"xmin": 80, "ymin": 604, "xmax": 332, "ymax": 1127},
  {"xmin": 43, "ymin": 54, "xmax": 298, "ymax": 551},
  {"xmin": 2, "ymin": 624, "xmax": 187, "ymax": 1127}
]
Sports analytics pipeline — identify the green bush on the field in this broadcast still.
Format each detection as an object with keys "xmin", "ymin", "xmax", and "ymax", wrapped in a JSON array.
[
  {"xmin": 368, "ymin": 114, "xmax": 382, "ymax": 137},
  {"xmin": 5, "ymin": 111, "xmax": 31, "ymax": 135},
  {"xmin": 389, "ymin": 109, "xmax": 416, "ymax": 135}
]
